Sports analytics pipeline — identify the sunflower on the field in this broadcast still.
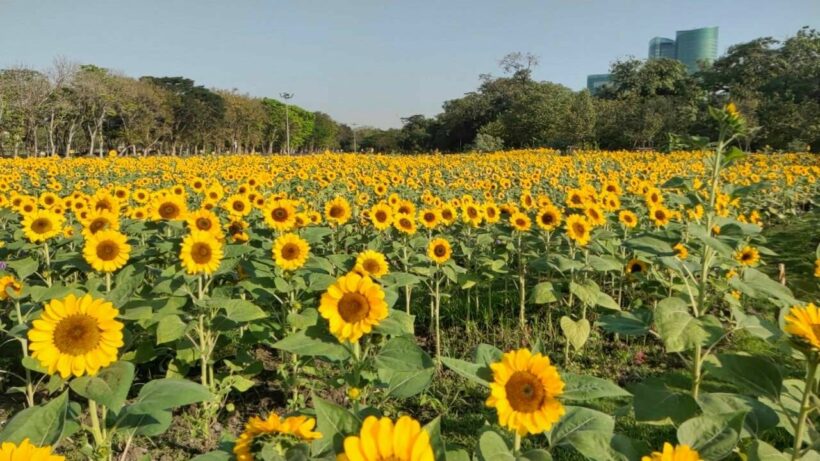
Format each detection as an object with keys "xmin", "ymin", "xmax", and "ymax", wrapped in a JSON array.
[
  {"xmin": 180, "ymin": 231, "xmax": 224, "ymax": 275},
  {"xmin": 734, "ymin": 246, "xmax": 760, "ymax": 266},
  {"xmin": 784, "ymin": 303, "xmax": 820, "ymax": 350},
  {"xmin": 21, "ymin": 210, "xmax": 64, "ymax": 243},
  {"xmin": 337, "ymin": 415, "xmax": 434, "ymax": 461},
  {"xmin": 419, "ymin": 208, "xmax": 440, "ymax": 229},
  {"xmin": 486, "ymin": 348, "xmax": 565, "ymax": 435},
  {"xmin": 648, "ymin": 206, "xmax": 672, "ymax": 227},
  {"xmin": 152, "ymin": 194, "xmax": 187, "ymax": 221},
  {"xmin": 625, "ymin": 258, "xmax": 649, "ymax": 275},
  {"xmin": 462, "ymin": 203, "xmax": 483, "ymax": 227},
  {"xmin": 0, "ymin": 275, "xmax": 22, "ymax": 300},
  {"xmin": 565, "ymin": 214, "xmax": 591, "ymax": 246},
  {"xmin": 565, "ymin": 188, "xmax": 587, "ymax": 209},
  {"xmin": 618, "ymin": 210, "xmax": 637, "ymax": 228},
  {"xmin": 369, "ymin": 203, "xmax": 393, "ymax": 230},
  {"xmin": 0, "ymin": 439, "xmax": 64, "ymax": 461},
  {"xmin": 673, "ymin": 243, "xmax": 688, "ymax": 260},
  {"xmin": 325, "ymin": 197, "xmax": 352, "ymax": 226},
  {"xmin": 225, "ymin": 194, "xmax": 252, "ymax": 218},
  {"xmin": 483, "ymin": 202, "xmax": 501, "ymax": 224},
  {"xmin": 536, "ymin": 205, "xmax": 562, "ymax": 231},
  {"xmin": 233, "ymin": 413, "xmax": 321, "ymax": 461},
  {"xmin": 82, "ymin": 210, "xmax": 120, "ymax": 237},
  {"xmin": 815, "ymin": 259, "xmax": 820, "ymax": 278},
  {"xmin": 83, "ymin": 230, "xmax": 131, "ymax": 273},
  {"xmin": 273, "ymin": 233, "xmax": 310, "ymax": 271},
  {"xmin": 641, "ymin": 443, "xmax": 702, "ymax": 461},
  {"xmin": 510, "ymin": 212, "xmax": 532, "ymax": 232},
  {"xmin": 186, "ymin": 209, "xmax": 223, "ymax": 238},
  {"xmin": 439, "ymin": 204, "xmax": 457, "ymax": 225},
  {"xmin": 584, "ymin": 205, "xmax": 606, "ymax": 227},
  {"xmin": 428, "ymin": 238, "xmax": 452, "ymax": 264},
  {"xmin": 28, "ymin": 294, "xmax": 124, "ymax": 378},
  {"xmin": 319, "ymin": 272, "xmax": 388, "ymax": 343},
  {"xmin": 263, "ymin": 199, "xmax": 297, "ymax": 231},
  {"xmin": 355, "ymin": 250, "xmax": 389, "ymax": 278},
  {"xmin": 393, "ymin": 213, "xmax": 417, "ymax": 235}
]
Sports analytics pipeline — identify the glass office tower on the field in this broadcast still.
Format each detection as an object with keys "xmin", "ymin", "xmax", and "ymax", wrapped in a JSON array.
[
  {"xmin": 675, "ymin": 26, "xmax": 718, "ymax": 73},
  {"xmin": 648, "ymin": 37, "xmax": 676, "ymax": 59}
]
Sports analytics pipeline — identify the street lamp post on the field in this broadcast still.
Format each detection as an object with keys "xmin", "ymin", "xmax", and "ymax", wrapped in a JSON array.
[{"xmin": 280, "ymin": 92, "xmax": 293, "ymax": 155}]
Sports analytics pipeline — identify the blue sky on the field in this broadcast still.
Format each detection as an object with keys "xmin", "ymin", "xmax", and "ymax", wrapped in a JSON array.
[{"xmin": 0, "ymin": 0, "xmax": 816, "ymax": 127}]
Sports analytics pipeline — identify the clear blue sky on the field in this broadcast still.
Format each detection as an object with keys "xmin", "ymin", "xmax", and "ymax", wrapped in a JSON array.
[{"xmin": 1, "ymin": 0, "xmax": 817, "ymax": 128}]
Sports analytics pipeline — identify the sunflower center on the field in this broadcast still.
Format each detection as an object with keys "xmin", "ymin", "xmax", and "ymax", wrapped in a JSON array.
[
  {"xmin": 655, "ymin": 210, "xmax": 666, "ymax": 220},
  {"xmin": 281, "ymin": 243, "xmax": 301, "ymax": 261},
  {"xmin": 329, "ymin": 206, "xmax": 344, "ymax": 218},
  {"xmin": 434, "ymin": 245, "xmax": 447, "ymax": 257},
  {"xmin": 53, "ymin": 314, "xmax": 101, "ymax": 355},
  {"xmin": 272, "ymin": 208, "xmax": 288, "ymax": 222},
  {"xmin": 196, "ymin": 217, "xmax": 212, "ymax": 230},
  {"xmin": 375, "ymin": 211, "xmax": 388, "ymax": 222},
  {"xmin": 160, "ymin": 203, "xmax": 180, "ymax": 219},
  {"xmin": 541, "ymin": 213, "xmax": 555, "ymax": 225},
  {"xmin": 338, "ymin": 293, "xmax": 370, "ymax": 323},
  {"xmin": 363, "ymin": 259, "xmax": 381, "ymax": 274},
  {"xmin": 191, "ymin": 242, "xmax": 213, "ymax": 264},
  {"xmin": 741, "ymin": 252, "xmax": 752, "ymax": 262},
  {"xmin": 515, "ymin": 218, "xmax": 527, "ymax": 227},
  {"xmin": 96, "ymin": 240, "xmax": 120, "ymax": 261},
  {"xmin": 233, "ymin": 201, "xmax": 245, "ymax": 212},
  {"xmin": 89, "ymin": 218, "xmax": 108, "ymax": 233},
  {"xmin": 32, "ymin": 218, "xmax": 53, "ymax": 234},
  {"xmin": 572, "ymin": 222, "xmax": 586, "ymax": 235},
  {"xmin": 505, "ymin": 371, "xmax": 546, "ymax": 413}
]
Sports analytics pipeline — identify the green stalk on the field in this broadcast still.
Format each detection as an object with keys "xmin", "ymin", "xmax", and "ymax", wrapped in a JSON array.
[
  {"xmin": 14, "ymin": 299, "xmax": 35, "ymax": 407},
  {"xmin": 792, "ymin": 357, "xmax": 818, "ymax": 460}
]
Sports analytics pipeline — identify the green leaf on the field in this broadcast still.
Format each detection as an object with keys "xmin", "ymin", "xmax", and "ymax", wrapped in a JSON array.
[
  {"xmin": 569, "ymin": 280, "xmax": 600, "ymax": 307},
  {"xmin": 441, "ymin": 357, "xmax": 487, "ymax": 387},
  {"xmin": 156, "ymin": 314, "xmax": 187, "ymax": 344},
  {"xmin": 424, "ymin": 417, "xmax": 446, "ymax": 461},
  {"xmin": 568, "ymin": 433, "xmax": 643, "ymax": 461},
  {"xmin": 311, "ymin": 396, "xmax": 360, "ymax": 456},
  {"xmin": 561, "ymin": 374, "xmax": 631, "ymax": 401},
  {"xmin": 125, "ymin": 378, "xmax": 212, "ymax": 414},
  {"xmin": 697, "ymin": 393, "xmax": 778, "ymax": 437},
  {"xmin": 597, "ymin": 309, "xmax": 652, "ymax": 336},
  {"xmin": 560, "ymin": 316, "xmax": 591, "ymax": 351},
  {"xmin": 108, "ymin": 264, "xmax": 145, "ymax": 306},
  {"xmin": 654, "ymin": 296, "xmax": 703, "ymax": 353},
  {"xmin": 530, "ymin": 282, "xmax": 557, "ymax": 304},
  {"xmin": 272, "ymin": 328, "xmax": 351, "ymax": 362},
  {"xmin": 478, "ymin": 429, "xmax": 514, "ymax": 461},
  {"xmin": 375, "ymin": 336, "xmax": 434, "ymax": 398},
  {"xmin": 7, "ymin": 257, "xmax": 39, "ymax": 280},
  {"xmin": 595, "ymin": 291, "xmax": 621, "ymax": 310},
  {"xmin": 374, "ymin": 309, "xmax": 415, "ymax": 336},
  {"xmin": 116, "ymin": 409, "xmax": 173, "ymax": 436},
  {"xmin": 518, "ymin": 449, "xmax": 553, "ymax": 461},
  {"xmin": 546, "ymin": 406, "xmax": 614, "ymax": 447},
  {"xmin": 624, "ymin": 236, "xmax": 674, "ymax": 256},
  {"xmin": 0, "ymin": 390, "xmax": 69, "ymax": 445},
  {"xmin": 705, "ymin": 354, "xmax": 782, "ymax": 400},
  {"xmin": 631, "ymin": 381, "xmax": 699, "ymax": 424},
  {"xmin": 221, "ymin": 299, "xmax": 267, "ymax": 322},
  {"xmin": 588, "ymin": 255, "xmax": 623, "ymax": 272},
  {"xmin": 69, "ymin": 361, "xmax": 135, "ymax": 412},
  {"xmin": 677, "ymin": 412, "xmax": 746, "ymax": 460},
  {"xmin": 742, "ymin": 440, "xmax": 789, "ymax": 461},
  {"xmin": 384, "ymin": 271, "xmax": 421, "ymax": 287}
]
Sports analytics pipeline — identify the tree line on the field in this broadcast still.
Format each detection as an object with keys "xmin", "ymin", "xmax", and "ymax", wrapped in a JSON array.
[{"xmin": 1, "ymin": 27, "xmax": 817, "ymax": 156}]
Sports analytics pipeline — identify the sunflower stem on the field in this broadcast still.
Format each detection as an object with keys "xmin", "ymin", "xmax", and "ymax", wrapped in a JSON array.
[
  {"xmin": 792, "ymin": 355, "xmax": 818, "ymax": 460},
  {"xmin": 43, "ymin": 241, "xmax": 52, "ymax": 287},
  {"xmin": 105, "ymin": 272, "xmax": 111, "ymax": 293},
  {"xmin": 88, "ymin": 399, "xmax": 105, "ymax": 448},
  {"xmin": 513, "ymin": 432, "xmax": 522, "ymax": 454},
  {"xmin": 14, "ymin": 299, "xmax": 35, "ymax": 407}
]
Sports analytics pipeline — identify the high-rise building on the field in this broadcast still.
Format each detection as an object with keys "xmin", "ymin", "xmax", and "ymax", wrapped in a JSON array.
[
  {"xmin": 649, "ymin": 37, "xmax": 676, "ymax": 59},
  {"xmin": 674, "ymin": 26, "xmax": 719, "ymax": 72},
  {"xmin": 586, "ymin": 74, "xmax": 612, "ymax": 94}
]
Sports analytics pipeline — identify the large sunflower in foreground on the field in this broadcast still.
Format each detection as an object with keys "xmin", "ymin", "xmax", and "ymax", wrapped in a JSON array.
[
  {"xmin": 641, "ymin": 443, "xmax": 702, "ymax": 461},
  {"xmin": 180, "ymin": 231, "xmax": 224, "ymax": 275},
  {"xmin": 83, "ymin": 229, "xmax": 131, "ymax": 273},
  {"xmin": 22, "ymin": 210, "xmax": 64, "ymax": 243},
  {"xmin": 233, "ymin": 413, "xmax": 321, "ymax": 461},
  {"xmin": 28, "ymin": 294, "xmax": 123, "ymax": 378},
  {"xmin": 486, "ymin": 348, "xmax": 565, "ymax": 436},
  {"xmin": 0, "ymin": 438, "xmax": 64, "ymax": 461},
  {"xmin": 319, "ymin": 272, "xmax": 388, "ymax": 343},
  {"xmin": 784, "ymin": 303, "xmax": 820, "ymax": 350},
  {"xmin": 337, "ymin": 415, "xmax": 434, "ymax": 461},
  {"xmin": 273, "ymin": 233, "xmax": 310, "ymax": 271}
]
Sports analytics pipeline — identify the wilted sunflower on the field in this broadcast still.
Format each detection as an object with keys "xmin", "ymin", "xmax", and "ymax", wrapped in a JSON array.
[
  {"xmin": 510, "ymin": 212, "xmax": 531, "ymax": 232},
  {"xmin": 325, "ymin": 197, "xmax": 352, "ymax": 226},
  {"xmin": 428, "ymin": 237, "xmax": 452, "ymax": 264},
  {"xmin": 337, "ymin": 415, "xmax": 434, "ymax": 461},
  {"xmin": 565, "ymin": 214, "xmax": 591, "ymax": 246},
  {"xmin": 263, "ymin": 199, "xmax": 297, "ymax": 231},
  {"xmin": 28, "ymin": 294, "xmax": 124, "ymax": 378},
  {"xmin": 0, "ymin": 438, "xmax": 65, "ymax": 461},
  {"xmin": 22, "ymin": 210, "xmax": 64, "ymax": 243},
  {"xmin": 618, "ymin": 210, "xmax": 638, "ymax": 228},
  {"xmin": 319, "ymin": 272, "xmax": 388, "ymax": 343},
  {"xmin": 355, "ymin": 250, "xmax": 389, "ymax": 278},
  {"xmin": 83, "ymin": 230, "xmax": 131, "ymax": 273},
  {"xmin": 369, "ymin": 203, "xmax": 393, "ymax": 230},
  {"xmin": 0, "ymin": 275, "xmax": 22, "ymax": 300},
  {"xmin": 734, "ymin": 246, "xmax": 759, "ymax": 266},
  {"xmin": 625, "ymin": 258, "xmax": 649, "ymax": 275},
  {"xmin": 486, "ymin": 348, "xmax": 565, "ymax": 435},
  {"xmin": 641, "ymin": 443, "xmax": 702, "ymax": 461},
  {"xmin": 784, "ymin": 303, "xmax": 820, "ymax": 350},
  {"xmin": 536, "ymin": 205, "xmax": 562, "ymax": 231},
  {"xmin": 180, "ymin": 231, "xmax": 224, "ymax": 275},
  {"xmin": 273, "ymin": 233, "xmax": 310, "ymax": 271},
  {"xmin": 233, "ymin": 413, "xmax": 321, "ymax": 461}
]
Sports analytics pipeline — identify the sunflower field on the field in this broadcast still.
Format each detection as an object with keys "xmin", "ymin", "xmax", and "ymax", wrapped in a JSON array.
[{"xmin": 0, "ymin": 106, "xmax": 818, "ymax": 461}]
